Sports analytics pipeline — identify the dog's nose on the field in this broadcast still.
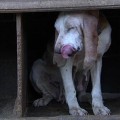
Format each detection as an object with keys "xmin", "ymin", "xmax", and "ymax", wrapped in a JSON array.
[{"xmin": 61, "ymin": 45, "xmax": 76, "ymax": 59}]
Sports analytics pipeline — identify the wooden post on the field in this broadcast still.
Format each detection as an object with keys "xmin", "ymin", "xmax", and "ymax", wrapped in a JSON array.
[{"xmin": 13, "ymin": 14, "xmax": 27, "ymax": 117}]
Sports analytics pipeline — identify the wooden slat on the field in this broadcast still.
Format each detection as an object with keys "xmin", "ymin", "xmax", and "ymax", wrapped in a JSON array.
[
  {"xmin": 0, "ymin": 115, "xmax": 120, "ymax": 120},
  {"xmin": 13, "ymin": 14, "xmax": 27, "ymax": 117},
  {"xmin": 0, "ymin": 0, "xmax": 120, "ymax": 13}
]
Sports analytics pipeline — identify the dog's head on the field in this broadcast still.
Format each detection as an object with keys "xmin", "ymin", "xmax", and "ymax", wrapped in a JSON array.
[
  {"xmin": 54, "ymin": 13, "xmax": 83, "ymax": 59},
  {"xmin": 53, "ymin": 11, "xmax": 99, "ymax": 67}
]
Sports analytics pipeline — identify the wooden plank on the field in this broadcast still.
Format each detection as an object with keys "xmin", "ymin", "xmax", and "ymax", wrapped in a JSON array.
[
  {"xmin": 0, "ymin": 0, "xmax": 120, "ymax": 13},
  {"xmin": 13, "ymin": 14, "xmax": 27, "ymax": 117},
  {"xmin": 0, "ymin": 115, "xmax": 120, "ymax": 120}
]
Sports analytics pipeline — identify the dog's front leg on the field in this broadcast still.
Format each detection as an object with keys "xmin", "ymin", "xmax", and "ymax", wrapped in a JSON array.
[
  {"xmin": 60, "ymin": 57, "xmax": 88, "ymax": 116},
  {"xmin": 91, "ymin": 57, "xmax": 110, "ymax": 115}
]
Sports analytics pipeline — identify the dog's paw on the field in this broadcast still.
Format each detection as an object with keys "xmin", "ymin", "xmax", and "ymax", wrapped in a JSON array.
[
  {"xmin": 69, "ymin": 107, "xmax": 88, "ymax": 116},
  {"xmin": 33, "ymin": 98, "xmax": 48, "ymax": 107},
  {"xmin": 92, "ymin": 105, "xmax": 110, "ymax": 115},
  {"xmin": 33, "ymin": 96, "xmax": 53, "ymax": 107}
]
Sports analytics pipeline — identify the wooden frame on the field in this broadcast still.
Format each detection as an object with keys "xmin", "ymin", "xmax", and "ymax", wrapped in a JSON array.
[
  {"xmin": 0, "ymin": 0, "xmax": 120, "ymax": 13},
  {"xmin": 13, "ymin": 14, "xmax": 27, "ymax": 117},
  {"xmin": 0, "ymin": 0, "xmax": 120, "ymax": 119}
]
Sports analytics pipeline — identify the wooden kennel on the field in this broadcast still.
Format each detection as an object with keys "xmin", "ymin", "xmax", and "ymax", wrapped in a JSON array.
[{"xmin": 0, "ymin": 0, "xmax": 120, "ymax": 119}]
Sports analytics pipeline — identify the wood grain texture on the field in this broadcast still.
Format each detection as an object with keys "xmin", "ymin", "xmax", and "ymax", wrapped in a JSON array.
[
  {"xmin": 0, "ymin": 115, "xmax": 120, "ymax": 120},
  {"xmin": 0, "ymin": 0, "xmax": 120, "ymax": 13},
  {"xmin": 13, "ymin": 14, "xmax": 27, "ymax": 117}
]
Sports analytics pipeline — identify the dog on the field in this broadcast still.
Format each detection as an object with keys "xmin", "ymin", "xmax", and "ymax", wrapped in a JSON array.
[{"xmin": 30, "ymin": 10, "xmax": 111, "ymax": 116}]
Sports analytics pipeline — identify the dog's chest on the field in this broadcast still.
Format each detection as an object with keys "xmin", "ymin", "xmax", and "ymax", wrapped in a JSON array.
[{"xmin": 73, "ymin": 50, "xmax": 85, "ymax": 71}]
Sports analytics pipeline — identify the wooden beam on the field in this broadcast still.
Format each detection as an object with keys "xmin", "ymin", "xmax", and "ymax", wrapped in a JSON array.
[
  {"xmin": 0, "ymin": 0, "xmax": 120, "ymax": 13},
  {"xmin": 13, "ymin": 14, "xmax": 27, "ymax": 117},
  {"xmin": 0, "ymin": 115, "xmax": 120, "ymax": 120}
]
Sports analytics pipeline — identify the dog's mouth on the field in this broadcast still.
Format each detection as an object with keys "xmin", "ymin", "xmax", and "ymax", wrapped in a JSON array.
[{"xmin": 60, "ymin": 45, "xmax": 76, "ymax": 59}]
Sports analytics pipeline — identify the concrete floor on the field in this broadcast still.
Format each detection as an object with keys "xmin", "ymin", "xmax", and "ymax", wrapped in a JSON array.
[{"xmin": 26, "ymin": 96, "xmax": 120, "ymax": 117}]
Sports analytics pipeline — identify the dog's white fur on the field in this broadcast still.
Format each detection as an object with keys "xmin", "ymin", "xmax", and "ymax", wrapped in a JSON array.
[{"xmin": 30, "ymin": 11, "xmax": 111, "ymax": 116}]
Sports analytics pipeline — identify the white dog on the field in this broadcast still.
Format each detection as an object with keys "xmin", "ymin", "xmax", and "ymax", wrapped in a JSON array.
[{"xmin": 30, "ymin": 10, "xmax": 111, "ymax": 116}]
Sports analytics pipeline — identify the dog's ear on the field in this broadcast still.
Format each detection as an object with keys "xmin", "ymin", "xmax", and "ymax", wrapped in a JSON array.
[
  {"xmin": 87, "ymin": 10, "xmax": 99, "ymax": 19},
  {"xmin": 82, "ymin": 11, "xmax": 99, "ymax": 68},
  {"xmin": 53, "ymin": 53, "xmax": 67, "ymax": 67}
]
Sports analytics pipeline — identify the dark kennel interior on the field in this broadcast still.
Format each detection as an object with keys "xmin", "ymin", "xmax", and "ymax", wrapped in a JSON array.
[
  {"xmin": 24, "ymin": 10, "xmax": 120, "ymax": 117},
  {"xmin": 0, "ymin": 9, "xmax": 120, "ymax": 118},
  {"xmin": 0, "ymin": 14, "xmax": 17, "ymax": 118}
]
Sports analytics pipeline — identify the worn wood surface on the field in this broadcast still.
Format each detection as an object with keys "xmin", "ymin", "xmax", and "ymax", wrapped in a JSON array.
[
  {"xmin": 0, "ymin": 115, "xmax": 120, "ymax": 120},
  {"xmin": 13, "ymin": 14, "xmax": 27, "ymax": 117},
  {"xmin": 0, "ymin": 0, "xmax": 120, "ymax": 13}
]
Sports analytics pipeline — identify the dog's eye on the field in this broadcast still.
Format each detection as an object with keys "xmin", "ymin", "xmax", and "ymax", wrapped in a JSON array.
[{"xmin": 67, "ymin": 27, "xmax": 75, "ymax": 32}]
